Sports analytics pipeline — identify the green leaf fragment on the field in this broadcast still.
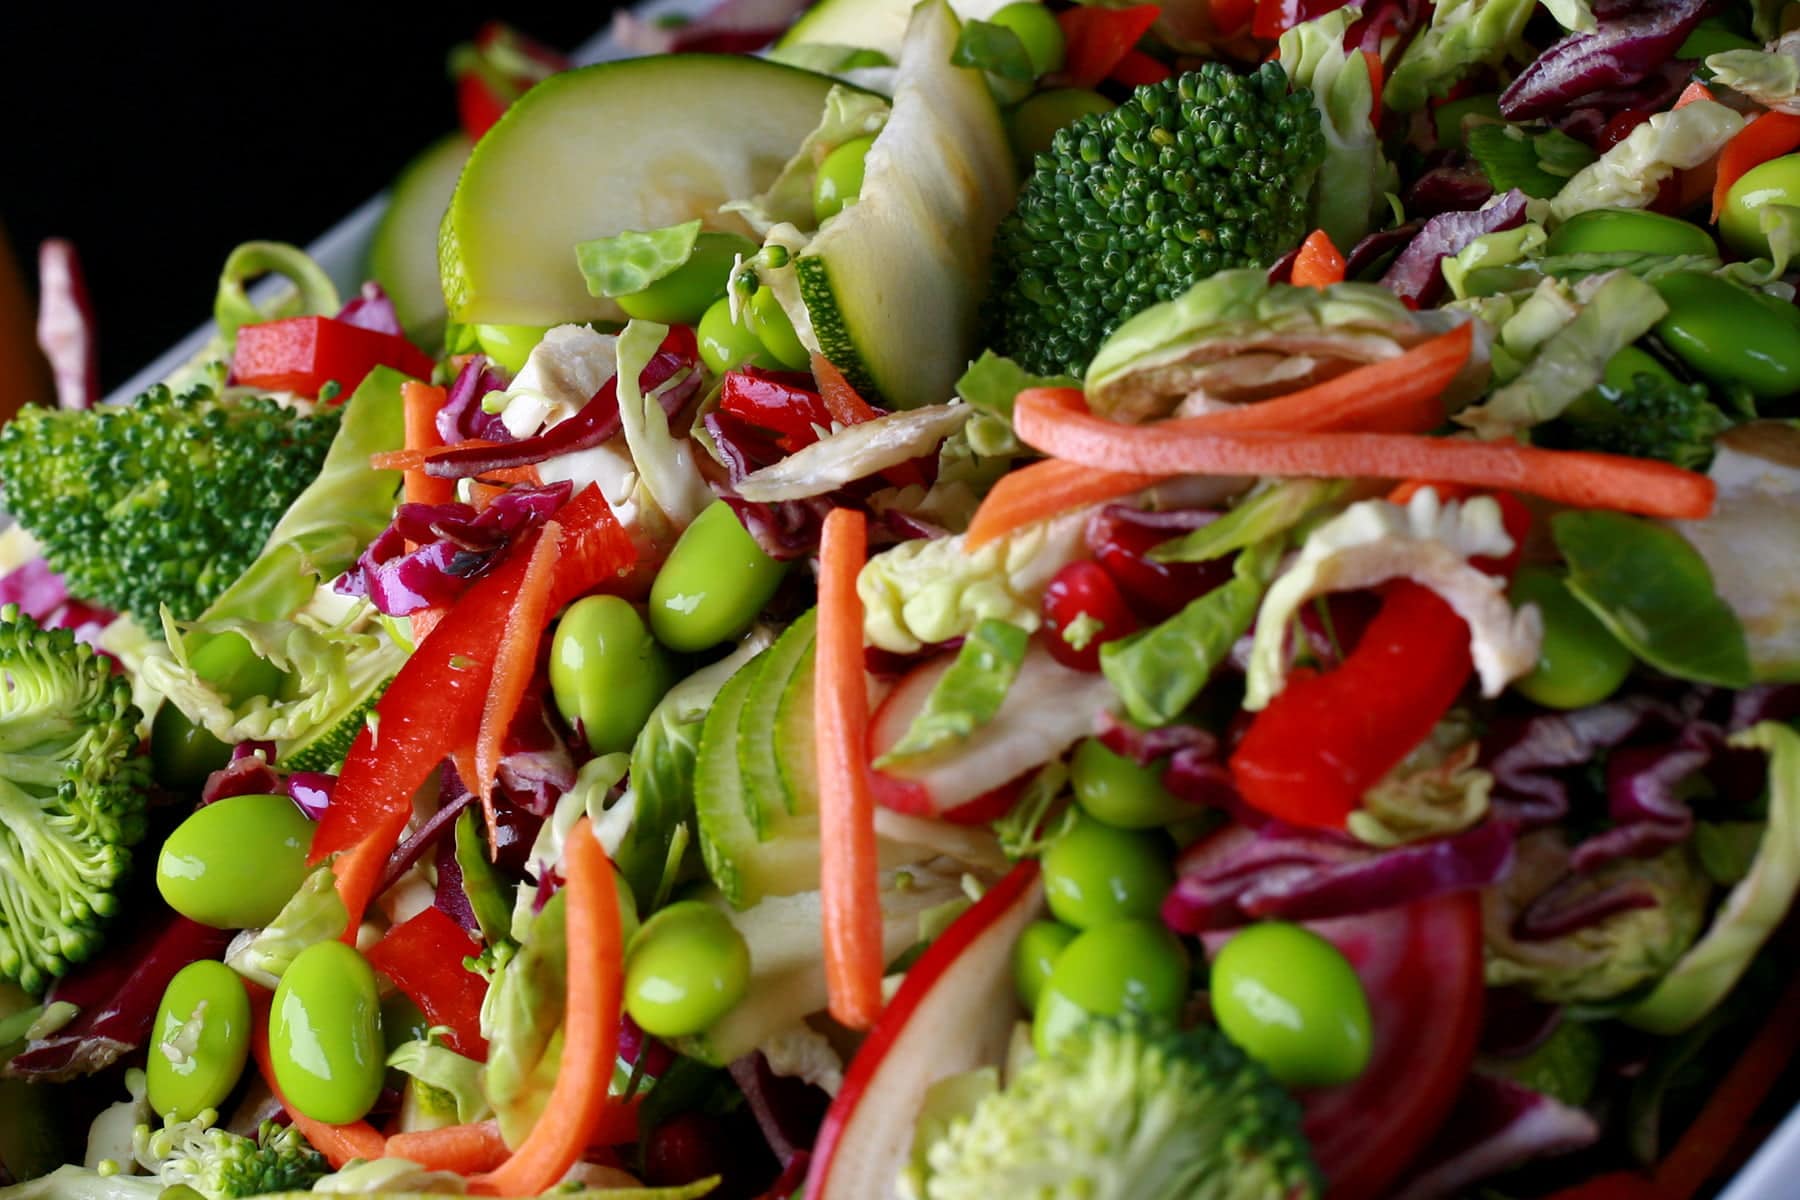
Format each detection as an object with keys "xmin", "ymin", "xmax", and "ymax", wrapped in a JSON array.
[
  {"xmin": 951, "ymin": 19, "xmax": 1036, "ymax": 81},
  {"xmin": 876, "ymin": 619, "xmax": 1030, "ymax": 767},
  {"xmin": 575, "ymin": 219, "xmax": 704, "ymax": 300}
]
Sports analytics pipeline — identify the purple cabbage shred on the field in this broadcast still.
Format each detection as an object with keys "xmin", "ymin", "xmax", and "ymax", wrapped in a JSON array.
[
  {"xmin": 1500, "ymin": 0, "xmax": 1707, "ymax": 122},
  {"xmin": 1381, "ymin": 189, "xmax": 1530, "ymax": 308},
  {"xmin": 336, "ymin": 282, "xmax": 405, "ymax": 337},
  {"xmin": 1390, "ymin": 1074, "xmax": 1601, "ymax": 1200}
]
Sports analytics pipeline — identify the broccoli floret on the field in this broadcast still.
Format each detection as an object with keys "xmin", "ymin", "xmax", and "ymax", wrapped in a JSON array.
[
  {"xmin": 0, "ymin": 605, "xmax": 150, "ymax": 994},
  {"xmin": 1545, "ymin": 371, "xmax": 1733, "ymax": 471},
  {"xmin": 138, "ymin": 1115, "xmax": 328, "ymax": 1199},
  {"xmin": 913, "ymin": 1018, "xmax": 1322, "ymax": 1200},
  {"xmin": 989, "ymin": 63, "xmax": 1326, "ymax": 376},
  {"xmin": 0, "ymin": 382, "xmax": 341, "ymax": 623}
]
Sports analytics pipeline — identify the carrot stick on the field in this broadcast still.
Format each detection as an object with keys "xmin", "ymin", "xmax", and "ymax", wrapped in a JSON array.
[
  {"xmin": 372, "ymin": 440, "xmax": 504, "ymax": 472},
  {"xmin": 470, "ymin": 464, "xmax": 545, "ymax": 510},
  {"xmin": 246, "ymin": 987, "xmax": 387, "ymax": 1168},
  {"xmin": 965, "ymin": 323, "xmax": 1473, "ymax": 546},
  {"xmin": 387, "ymin": 1121, "xmax": 512, "ymax": 1175},
  {"xmin": 815, "ymin": 508, "xmax": 883, "ymax": 1030},
  {"xmin": 330, "ymin": 833, "xmax": 396, "ymax": 947},
  {"xmin": 401, "ymin": 381, "xmax": 457, "ymax": 508},
  {"xmin": 1713, "ymin": 110, "xmax": 1800, "ymax": 223},
  {"xmin": 1674, "ymin": 81, "xmax": 1715, "ymax": 110},
  {"xmin": 810, "ymin": 353, "xmax": 880, "ymax": 426},
  {"xmin": 1012, "ymin": 388, "xmax": 1715, "ymax": 520},
  {"xmin": 470, "ymin": 817, "xmax": 623, "ymax": 1197},
  {"xmin": 1292, "ymin": 230, "xmax": 1347, "ymax": 289},
  {"xmin": 475, "ymin": 522, "xmax": 561, "ymax": 844}
]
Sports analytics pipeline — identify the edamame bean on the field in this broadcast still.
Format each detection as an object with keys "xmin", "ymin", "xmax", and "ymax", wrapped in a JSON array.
[
  {"xmin": 649, "ymin": 501, "xmax": 789, "ymax": 652},
  {"xmin": 147, "ymin": 960, "xmax": 251, "ymax": 1121},
  {"xmin": 1070, "ymin": 738, "xmax": 1193, "ymax": 829},
  {"xmin": 1006, "ymin": 89, "xmax": 1113, "ymax": 168},
  {"xmin": 1033, "ymin": 919, "xmax": 1189, "ymax": 1055},
  {"xmin": 269, "ymin": 940, "xmax": 385, "ymax": 1125},
  {"xmin": 745, "ymin": 287, "xmax": 810, "ymax": 371},
  {"xmin": 157, "ymin": 794, "xmax": 315, "ymax": 930},
  {"xmin": 1545, "ymin": 209, "xmax": 1717, "ymax": 259},
  {"xmin": 1563, "ymin": 345, "xmax": 1680, "ymax": 426},
  {"xmin": 149, "ymin": 634, "xmax": 285, "ymax": 792},
  {"xmin": 1651, "ymin": 270, "xmax": 1800, "ymax": 399},
  {"xmin": 697, "ymin": 295, "xmax": 775, "ymax": 377},
  {"xmin": 812, "ymin": 136, "xmax": 877, "ymax": 226},
  {"xmin": 1012, "ymin": 919, "xmax": 1077, "ymax": 1012},
  {"xmin": 1720, "ymin": 153, "xmax": 1800, "ymax": 259},
  {"xmin": 1041, "ymin": 815, "xmax": 1174, "ymax": 930},
  {"xmin": 624, "ymin": 901, "xmax": 750, "ymax": 1038},
  {"xmin": 550, "ymin": 596, "xmax": 674, "ymax": 755},
  {"xmin": 619, "ymin": 232, "xmax": 759, "ymax": 326},
  {"xmin": 474, "ymin": 324, "xmax": 550, "ymax": 375},
  {"xmin": 988, "ymin": 2, "xmax": 1066, "ymax": 77},
  {"xmin": 1209, "ymin": 922, "xmax": 1372, "ymax": 1088},
  {"xmin": 1510, "ymin": 566, "xmax": 1634, "ymax": 710}
]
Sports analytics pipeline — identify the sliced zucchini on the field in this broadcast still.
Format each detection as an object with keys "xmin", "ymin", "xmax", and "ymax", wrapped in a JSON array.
[
  {"xmin": 738, "ymin": 609, "xmax": 819, "ymax": 828},
  {"xmin": 778, "ymin": 0, "xmax": 1021, "ymax": 60},
  {"xmin": 367, "ymin": 132, "xmax": 470, "ymax": 347}
]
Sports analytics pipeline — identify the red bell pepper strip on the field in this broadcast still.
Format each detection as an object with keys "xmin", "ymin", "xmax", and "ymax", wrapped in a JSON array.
[
  {"xmin": 1058, "ymin": 5, "xmax": 1162, "ymax": 90},
  {"xmin": 1253, "ymin": 0, "xmax": 1355, "ymax": 39},
  {"xmin": 451, "ymin": 21, "xmax": 569, "ymax": 142},
  {"xmin": 475, "ymin": 519, "xmax": 561, "ymax": 827},
  {"xmin": 365, "ymin": 906, "xmax": 490, "ymax": 1060},
  {"xmin": 1111, "ymin": 50, "xmax": 1173, "ymax": 87},
  {"xmin": 308, "ymin": 485, "xmax": 633, "ymax": 927},
  {"xmin": 233, "ymin": 315, "xmax": 435, "ymax": 399},
  {"xmin": 1230, "ymin": 492, "xmax": 1529, "ymax": 830},
  {"xmin": 719, "ymin": 367, "xmax": 836, "ymax": 453}
]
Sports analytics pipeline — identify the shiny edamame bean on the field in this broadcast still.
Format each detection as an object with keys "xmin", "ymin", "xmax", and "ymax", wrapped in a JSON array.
[
  {"xmin": 1005, "ymin": 89, "xmax": 1113, "ymax": 168},
  {"xmin": 149, "ymin": 634, "xmax": 286, "ymax": 792},
  {"xmin": 1545, "ymin": 209, "xmax": 1717, "ymax": 259},
  {"xmin": 745, "ymin": 287, "xmax": 810, "ymax": 371},
  {"xmin": 1209, "ymin": 921, "xmax": 1372, "ymax": 1089},
  {"xmin": 697, "ymin": 295, "xmax": 776, "ymax": 377},
  {"xmin": 269, "ymin": 940, "xmax": 385, "ymax": 1125},
  {"xmin": 619, "ymin": 232, "xmax": 759, "ymax": 326},
  {"xmin": 649, "ymin": 501, "xmax": 790, "ymax": 653},
  {"xmin": 812, "ymin": 136, "xmax": 877, "ymax": 226},
  {"xmin": 624, "ymin": 900, "xmax": 751, "ymax": 1038},
  {"xmin": 1033, "ymin": 919, "xmax": 1189, "ymax": 1055},
  {"xmin": 147, "ymin": 960, "xmax": 251, "ymax": 1121},
  {"xmin": 1511, "ymin": 566, "xmax": 1634, "ymax": 710},
  {"xmin": 988, "ymin": 2, "xmax": 1066, "ymax": 77},
  {"xmin": 1562, "ymin": 344, "xmax": 1680, "ymax": 425},
  {"xmin": 1651, "ymin": 270, "xmax": 1800, "ymax": 399},
  {"xmin": 1012, "ymin": 919, "xmax": 1078, "ymax": 1012},
  {"xmin": 1720, "ymin": 153, "xmax": 1800, "ymax": 259},
  {"xmin": 474, "ymin": 324, "xmax": 550, "ymax": 375},
  {"xmin": 1070, "ymin": 738, "xmax": 1193, "ymax": 829},
  {"xmin": 1041, "ymin": 815, "xmax": 1174, "ymax": 930},
  {"xmin": 550, "ymin": 595, "xmax": 674, "ymax": 755},
  {"xmin": 156, "ymin": 794, "xmax": 315, "ymax": 930}
]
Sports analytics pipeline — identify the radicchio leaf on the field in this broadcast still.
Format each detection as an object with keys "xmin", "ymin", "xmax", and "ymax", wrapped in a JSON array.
[
  {"xmin": 200, "ymin": 745, "xmax": 282, "ymax": 805},
  {"xmin": 1499, "ymin": 0, "xmax": 1707, "ymax": 121},
  {"xmin": 1381, "ymin": 190, "xmax": 1530, "ymax": 307},
  {"xmin": 1389, "ymin": 1074, "xmax": 1600, "ymax": 1200},
  {"xmin": 437, "ymin": 355, "xmax": 514, "ymax": 445},
  {"xmin": 1567, "ymin": 729, "xmax": 1720, "ymax": 872},
  {"xmin": 1406, "ymin": 163, "xmax": 1496, "ymax": 219},
  {"xmin": 1483, "ymin": 694, "xmax": 1687, "ymax": 826},
  {"xmin": 0, "ymin": 558, "xmax": 114, "ymax": 648},
  {"xmin": 336, "ymin": 282, "xmax": 405, "ymax": 337}
]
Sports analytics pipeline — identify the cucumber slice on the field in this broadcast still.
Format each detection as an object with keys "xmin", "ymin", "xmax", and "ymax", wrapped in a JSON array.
[
  {"xmin": 367, "ymin": 132, "xmax": 470, "ymax": 347},
  {"xmin": 281, "ymin": 675, "xmax": 393, "ymax": 774},
  {"xmin": 439, "ymin": 55, "xmax": 844, "ymax": 327},
  {"xmin": 777, "ymin": 0, "xmax": 1020, "ymax": 60},
  {"xmin": 738, "ymin": 609, "xmax": 818, "ymax": 829},
  {"xmin": 789, "ymin": 0, "xmax": 1018, "ymax": 409}
]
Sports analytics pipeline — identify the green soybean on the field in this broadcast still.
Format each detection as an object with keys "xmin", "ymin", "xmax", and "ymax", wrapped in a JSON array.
[
  {"xmin": 697, "ymin": 295, "xmax": 775, "ymax": 377},
  {"xmin": 1033, "ymin": 919, "xmax": 1189, "ymax": 1055},
  {"xmin": 1006, "ymin": 89, "xmax": 1113, "ymax": 168},
  {"xmin": 1563, "ymin": 345, "xmax": 1681, "ymax": 426},
  {"xmin": 149, "ymin": 634, "xmax": 285, "ymax": 792},
  {"xmin": 649, "ymin": 500, "xmax": 789, "ymax": 653},
  {"xmin": 618, "ymin": 232, "xmax": 758, "ymax": 326},
  {"xmin": 1545, "ymin": 209, "xmax": 1717, "ymax": 259},
  {"xmin": 269, "ymin": 940, "xmax": 385, "ymax": 1125},
  {"xmin": 1041, "ymin": 815, "xmax": 1174, "ymax": 930},
  {"xmin": 1012, "ymin": 919, "xmax": 1078, "ymax": 1013},
  {"xmin": 147, "ymin": 960, "xmax": 251, "ymax": 1121},
  {"xmin": 812, "ymin": 136, "xmax": 877, "ymax": 226},
  {"xmin": 624, "ymin": 901, "xmax": 750, "ymax": 1038},
  {"xmin": 550, "ymin": 596, "xmax": 674, "ymax": 755},
  {"xmin": 745, "ymin": 286, "xmax": 810, "ymax": 370},
  {"xmin": 1652, "ymin": 270, "xmax": 1800, "ymax": 399},
  {"xmin": 1511, "ymin": 566, "xmax": 1634, "ymax": 710},
  {"xmin": 1720, "ymin": 153, "xmax": 1800, "ymax": 259},
  {"xmin": 157, "ymin": 794, "xmax": 315, "ymax": 930},
  {"xmin": 474, "ymin": 324, "xmax": 550, "ymax": 375},
  {"xmin": 1209, "ymin": 921, "xmax": 1372, "ymax": 1088},
  {"xmin": 1070, "ymin": 738, "xmax": 1192, "ymax": 829},
  {"xmin": 988, "ymin": 2, "xmax": 1066, "ymax": 77}
]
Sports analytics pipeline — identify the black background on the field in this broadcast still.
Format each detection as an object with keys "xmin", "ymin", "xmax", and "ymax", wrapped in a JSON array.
[{"xmin": 4, "ymin": 6, "xmax": 620, "ymax": 394}]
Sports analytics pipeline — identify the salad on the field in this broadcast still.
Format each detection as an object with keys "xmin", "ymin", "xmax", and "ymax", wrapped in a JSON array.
[{"xmin": 3, "ymin": 0, "xmax": 1800, "ymax": 1196}]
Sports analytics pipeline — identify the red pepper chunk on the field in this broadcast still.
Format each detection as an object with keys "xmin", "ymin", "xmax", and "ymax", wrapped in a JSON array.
[
  {"xmin": 719, "ymin": 368, "xmax": 836, "ymax": 453},
  {"xmin": 1058, "ymin": 5, "xmax": 1161, "ymax": 90},
  {"xmin": 366, "ymin": 907, "xmax": 490, "ymax": 1060},
  {"xmin": 233, "ymin": 316, "xmax": 436, "ymax": 399}
]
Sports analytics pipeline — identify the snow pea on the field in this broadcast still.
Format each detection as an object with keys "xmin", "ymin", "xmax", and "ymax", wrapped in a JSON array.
[
  {"xmin": 1545, "ymin": 209, "xmax": 1717, "ymax": 260},
  {"xmin": 1720, "ymin": 153, "xmax": 1800, "ymax": 259},
  {"xmin": 1006, "ymin": 88, "xmax": 1112, "ymax": 168},
  {"xmin": 147, "ymin": 960, "xmax": 251, "ymax": 1121},
  {"xmin": 1034, "ymin": 919, "xmax": 1189, "ymax": 1055},
  {"xmin": 156, "ymin": 793, "xmax": 315, "ymax": 930},
  {"xmin": 550, "ymin": 595, "xmax": 674, "ymax": 755},
  {"xmin": 1011, "ymin": 918, "xmax": 1077, "ymax": 1012},
  {"xmin": 1511, "ymin": 566, "xmax": 1634, "ymax": 710},
  {"xmin": 618, "ymin": 232, "xmax": 757, "ymax": 326},
  {"xmin": 268, "ymin": 940, "xmax": 385, "ymax": 1125},
  {"xmin": 1209, "ymin": 921, "xmax": 1372, "ymax": 1088},
  {"xmin": 1070, "ymin": 737, "xmax": 1192, "ymax": 829},
  {"xmin": 1041, "ymin": 815, "xmax": 1174, "ymax": 930},
  {"xmin": 697, "ymin": 295, "xmax": 776, "ymax": 376},
  {"xmin": 812, "ymin": 135, "xmax": 876, "ymax": 225},
  {"xmin": 648, "ymin": 500, "xmax": 789, "ymax": 653},
  {"xmin": 989, "ymin": 2, "xmax": 1066, "ymax": 77},
  {"xmin": 148, "ymin": 633, "xmax": 285, "ymax": 792},
  {"xmin": 1651, "ymin": 270, "xmax": 1800, "ymax": 399},
  {"xmin": 624, "ymin": 900, "xmax": 750, "ymax": 1038}
]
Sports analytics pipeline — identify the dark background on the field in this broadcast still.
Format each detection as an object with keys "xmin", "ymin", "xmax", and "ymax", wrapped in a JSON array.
[{"xmin": 4, "ymin": 6, "xmax": 621, "ymax": 395}]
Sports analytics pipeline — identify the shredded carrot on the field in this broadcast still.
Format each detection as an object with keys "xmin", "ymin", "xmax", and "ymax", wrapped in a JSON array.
[
  {"xmin": 371, "ymin": 439, "xmax": 504, "ymax": 472},
  {"xmin": 475, "ymin": 522, "xmax": 562, "ymax": 843},
  {"xmin": 1012, "ymin": 388, "xmax": 1715, "ymax": 520},
  {"xmin": 1291, "ymin": 230, "xmax": 1347, "ymax": 289},
  {"xmin": 470, "ymin": 817, "xmax": 623, "ymax": 1197},
  {"xmin": 965, "ymin": 323, "xmax": 1474, "ymax": 546},
  {"xmin": 469, "ymin": 464, "xmax": 546, "ymax": 510},
  {"xmin": 246, "ymin": 986, "xmax": 387, "ymax": 1168},
  {"xmin": 1674, "ymin": 81, "xmax": 1715, "ymax": 110},
  {"xmin": 815, "ymin": 508, "xmax": 883, "ymax": 1030},
  {"xmin": 810, "ymin": 353, "xmax": 880, "ymax": 426},
  {"xmin": 387, "ymin": 1122, "xmax": 512, "ymax": 1175},
  {"xmin": 1713, "ymin": 110, "xmax": 1800, "ymax": 222},
  {"xmin": 401, "ymin": 382, "xmax": 457, "ymax": 507},
  {"xmin": 330, "ymin": 833, "xmax": 396, "ymax": 946},
  {"xmin": 411, "ymin": 608, "xmax": 445, "ymax": 644}
]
